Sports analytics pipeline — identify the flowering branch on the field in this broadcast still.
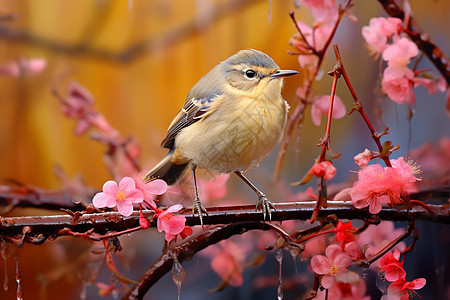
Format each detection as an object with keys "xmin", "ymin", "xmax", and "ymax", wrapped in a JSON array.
[
  {"xmin": 273, "ymin": 1, "xmax": 353, "ymax": 180},
  {"xmin": 1, "ymin": 200, "xmax": 448, "ymax": 246},
  {"xmin": 121, "ymin": 222, "xmax": 272, "ymax": 299},
  {"xmin": 377, "ymin": 0, "xmax": 450, "ymax": 84},
  {"xmin": 333, "ymin": 45, "xmax": 394, "ymax": 167}
]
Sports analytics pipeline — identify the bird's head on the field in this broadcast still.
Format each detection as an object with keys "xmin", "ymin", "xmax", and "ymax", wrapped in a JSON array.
[{"xmin": 222, "ymin": 49, "xmax": 298, "ymax": 96}]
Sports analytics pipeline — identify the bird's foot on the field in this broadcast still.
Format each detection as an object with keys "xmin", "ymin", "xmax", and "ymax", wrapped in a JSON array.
[
  {"xmin": 256, "ymin": 193, "xmax": 275, "ymax": 221},
  {"xmin": 193, "ymin": 196, "xmax": 208, "ymax": 227}
]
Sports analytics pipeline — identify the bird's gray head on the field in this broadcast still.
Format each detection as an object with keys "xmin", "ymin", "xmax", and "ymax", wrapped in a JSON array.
[{"xmin": 222, "ymin": 49, "xmax": 298, "ymax": 94}]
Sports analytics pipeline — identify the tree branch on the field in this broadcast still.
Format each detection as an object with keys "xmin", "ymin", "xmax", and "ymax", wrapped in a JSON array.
[
  {"xmin": 121, "ymin": 222, "xmax": 272, "ymax": 299},
  {"xmin": 1, "ymin": 200, "xmax": 448, "ymax": 246}
]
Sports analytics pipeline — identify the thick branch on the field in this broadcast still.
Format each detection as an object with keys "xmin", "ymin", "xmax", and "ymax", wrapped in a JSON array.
[
  {"xmin": 122, "ymin": 222, "xmax": 272, "ymax": 299},
  {"xmin": 1, "ymin": 201, "xmax": 448, "ymax": 245}
]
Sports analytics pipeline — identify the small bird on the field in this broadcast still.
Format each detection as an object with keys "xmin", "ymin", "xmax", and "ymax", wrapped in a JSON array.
[{"xmin": 144, "ymin": 49, "xmax": 298, "ymax": 225}]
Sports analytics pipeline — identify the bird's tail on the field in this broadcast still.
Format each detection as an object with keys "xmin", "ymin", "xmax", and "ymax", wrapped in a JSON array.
[{"xmin": 143, "ymin": 150, "xmax": 188, "ymax": 185}]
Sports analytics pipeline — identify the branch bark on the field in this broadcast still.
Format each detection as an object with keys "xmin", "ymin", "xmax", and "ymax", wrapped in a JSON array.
[{"xmin": 1, "ymin": 201, "xmax": 449, "ymax": 245}]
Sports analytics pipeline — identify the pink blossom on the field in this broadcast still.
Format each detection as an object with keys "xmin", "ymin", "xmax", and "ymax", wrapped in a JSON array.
[
  {"xmin": 350, "ymin": 164, "xmax": 391, "ymax": 214},
  {"xmin": 382, "ymin": 37, "xmax": 418, "ymax": 70},
  {"xmin": 387, "ymin": 277, "xmax": 426, "ymax": 300},
  {"xmin": 311, "ymin": 95, "xmax": 346, "ymax": 126},
  {"xmin": 314, "ymin": 279, "xmax": 370, "ymax": 300},
  {"xmin": 135, "ymin": 177, "xmax": 168, "ymax": 207},
  {"xmin": 350, "ymin": 158, "xmax": 420, "ymax": 213},
  {"xmin": 291, "ymin": 21, "xmax": 333, "ymax": 54},
  {"xmin": 390, "ymin": 157, "xmax": 421, "ymax": 184},
  {"xmin": 96, "ymin": 282, "xmax": 115, "ymax": 297},
  {"xmin": 92, "ymin": 177, "xmax": 144, "ymax": 216},
  {"xmin": 333, "ymin": 187, "xmax": 351, "ymax": 202},
  {"xmin": 343, "ymin": 242, "xmax": 364, "ymax": 261},
  {"xmin": 357, "ymin": 221, "xmax": 405, "ymax": 268},
  {"xmin": 61, "ymin": 81, "xmax": 119, "ymax": 137},
  {"xmin": 205, "ymin": 240, "xmax": 249, "ymax": 286},
  {"xmin": 0, "ymin": 58, "xmax": 46, "ymax": 77},
  {"xmin": 301, "ymin": 234, "xmax": 328, "ymax": 260},
  {"xmin": 379, "ymin": 249, "xmax": 406, "ymax": 282},
  {"xmin": 311, "ymin": 244, "xmax": 352, "ymax": 289},
  {"xmin": 25, "ymin": 58, "xmax": 47, "ymax": 74},
  {"xmin": 354, "ymin": 149, "xmax": 373, "ymax": 168},
  {"xmin": 157, "ymin": 204, "xmax": 187, "ymax": 242},
  {"xmin": 198, "ymin": 174, "xmax": 229, "ymax": 205},
  {"xmin": 309, "ymin": 161, "xmax": 336, "ymax": 180},
  {"xmin": 381, "ymin": 68, "xmax": 415, "ymax": 105},
  {"xmin": 413, "ymin": 77, "xmax": 437, "ymax": 94},
  {"xmin": 410, "ymin": 137, "xmax": 450, "ymax": 178},
  {"xmin": 300, "ymin": 0, "xmax": 338, "ymax": 23},
  {"xmin": 362, "ymin": 17, "xmax": 402, "ymax": 54}
]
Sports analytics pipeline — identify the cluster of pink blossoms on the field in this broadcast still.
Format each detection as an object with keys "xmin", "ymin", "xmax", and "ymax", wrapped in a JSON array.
[
  {"xmin": 310, "ymin": 221, "xmax": 425, "ymax": 299},
  {"xmin": 310, "ymin": 223, "xmax": 369, "ymax": 300},
  {"xmin": 0, "ymin": 57, "xmax": 46, "ymax": 77},
  {"xmin": 289, "ymin": 0, "xmax": 348, "ymax": 127},
  {"xmin": 92, "ymin": 176, "xmax": 192, "ymax": 242},
  {"xmin": 362, "ymin": 17, "xmax": 446, "ymax": 105},
  {"xmin": 379, "ymin": 249, "xmax": 426, "ymax": 299},
  {"xmin": 350, "ymin": 157, "xmax": 421, "ymax": 214}
]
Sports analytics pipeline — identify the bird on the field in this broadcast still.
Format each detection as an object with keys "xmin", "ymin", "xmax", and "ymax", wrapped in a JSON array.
[{"xmin": 143, "ymin": 49, "xmax": 298, "ymax": 225}]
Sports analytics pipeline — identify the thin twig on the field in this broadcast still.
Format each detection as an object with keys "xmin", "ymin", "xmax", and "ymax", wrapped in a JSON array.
[
  {"xmin": 333, "ymin": 45, "xmax": 392, "ymax": 167},
  {"xmin": 273, "ymin": 0, "xmax": 353, "ymax": 181}
]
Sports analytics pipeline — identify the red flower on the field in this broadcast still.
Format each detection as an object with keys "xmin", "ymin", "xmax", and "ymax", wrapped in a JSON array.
[
  {"xmin": 334, "ymin": 221, "xmax": 356, "ymax": 245},
  {"xmin": 309, "ymin": 161, "xmax": 337, "ymax": 180},
  {"xmin": 157, "ymin": 204, "xmax": 189, "ymax": 242},
  {"xmin": 379, "ymin": 249, "xmax": 406, "ymax": 282},
  {"xmin": 388, "ymin": 277, "xmax": 426, "ymax": 299}
]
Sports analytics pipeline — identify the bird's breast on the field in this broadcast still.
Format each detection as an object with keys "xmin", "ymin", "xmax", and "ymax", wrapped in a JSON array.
[{"xmin": 174, "ymin": 94, "xmax": 287, "ymax": 172}]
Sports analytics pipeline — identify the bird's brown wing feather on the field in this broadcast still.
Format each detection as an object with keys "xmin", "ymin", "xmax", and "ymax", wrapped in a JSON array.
[{"xmin": 161, "ymin": 94, "xmax": 221, "ymax": 149}]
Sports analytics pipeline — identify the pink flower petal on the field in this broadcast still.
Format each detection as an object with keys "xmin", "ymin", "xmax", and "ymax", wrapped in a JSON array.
[
  {"xmin": 325, "ymin": 244, "xmax": 343, "ymax": 262},
  {"xmin": 92, "ymin": 192, "xmax": 109, "ymax": 208},
  {"xmin": 166, "ymin": 204, "xmax": 183, "ymax": 213},
  {"xmin": 410, "ymin": 278, "xmax": 426, "ymax": 290},
  {"xmin": 334, "ymin": 253, "xmax": 352, "ymax": 269},
  {"xmin": 102, "ymin": 180, "xmax": 119, "ymax": 196},
  {"xmin": 146, "ymin": 179, "xmax": 168, "ymax": 195},
  {"xmin": 116, "ymin": 201, "xmax": 133, "ymax": 216},
  {"xmin": 368, "ymin": 198, "xmax": 383, "ymax": 214},
  {"xmin": 344, "ymin": 242, "xmax": 364, "ymax": 260},
  {"xmin": 393, "ymin": 249, "xmax": 401, "ymax": 261},
  {"xmin": 119, "ymin": 177, "xmax": 136, "ymax": 192},
  {"xmin": 321, "ymin": 274, "xmax": 335, "ymax": 289},
  {"xmin": 311, "ymin": 255, "xmax": 331, "ymax": 275},
  {"xmin": 126, "ymin": 189, "xmax": 144, "ymax": 203}
]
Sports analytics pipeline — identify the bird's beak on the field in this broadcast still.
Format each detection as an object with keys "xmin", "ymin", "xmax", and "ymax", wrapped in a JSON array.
[{"xmin": 269, "ymin": 69, "xmax": 299, "ymax": 78}]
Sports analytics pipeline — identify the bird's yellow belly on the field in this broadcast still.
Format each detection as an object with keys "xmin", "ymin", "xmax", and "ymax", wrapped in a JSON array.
[{"xmin": 174, "ymin": 97, "xmax": 287, "ymax": 172}]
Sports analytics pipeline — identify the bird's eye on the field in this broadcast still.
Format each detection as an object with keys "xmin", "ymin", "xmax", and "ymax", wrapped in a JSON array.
[{"xmin": 245, "ymin": 69, "xmax": 257, "ymax": 79}]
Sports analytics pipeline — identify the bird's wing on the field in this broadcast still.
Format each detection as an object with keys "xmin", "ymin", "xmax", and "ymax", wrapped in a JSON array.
[{"xmin": 161, "ymin": 93, "xmax": 221, "ymax": 149}]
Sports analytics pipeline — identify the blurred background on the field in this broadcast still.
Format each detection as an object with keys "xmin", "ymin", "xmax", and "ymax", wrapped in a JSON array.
[{"xmin": 0, "ymin": 0, "xmax": 448, "ymax": 299}]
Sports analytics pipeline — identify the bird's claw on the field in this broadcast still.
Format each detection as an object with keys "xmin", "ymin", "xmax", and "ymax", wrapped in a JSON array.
[
  {"xmin": 256, "ymin": 194, "xmax": 275, "ymax": 221},
  {"xmin": 193, "ymin": 196, "xmax": 208, "ymax": 227}
]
